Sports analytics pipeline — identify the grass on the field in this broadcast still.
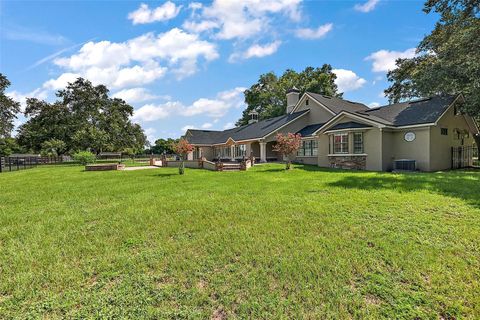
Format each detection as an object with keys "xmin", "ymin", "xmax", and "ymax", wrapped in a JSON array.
[{"xmin": 0, "ymin": 164, "xmax": 479, "ymax": 319}]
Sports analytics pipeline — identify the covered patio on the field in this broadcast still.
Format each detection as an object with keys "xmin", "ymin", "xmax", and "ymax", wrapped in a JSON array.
[{"xmin": 190, "ymin": 139, "xmax": 279, "ymax": 163}]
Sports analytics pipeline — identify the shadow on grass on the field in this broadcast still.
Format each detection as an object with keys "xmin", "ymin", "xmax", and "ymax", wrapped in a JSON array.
[
  {"xmin": 150, "ymin": 172, "xmax": 178, "ymax": 178},
  {"xmin": 327, "ymin": 169, "xmax": 480, "ymax": 208}
]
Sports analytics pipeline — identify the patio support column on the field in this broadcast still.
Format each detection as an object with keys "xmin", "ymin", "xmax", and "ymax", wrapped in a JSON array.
[
  {"xmin": 230, "ymin": 145, "xmax": 235, "ymax": 161},
  {"xmin": 260, "ymin": 142, "xmax": 267, "ymax": 162}
]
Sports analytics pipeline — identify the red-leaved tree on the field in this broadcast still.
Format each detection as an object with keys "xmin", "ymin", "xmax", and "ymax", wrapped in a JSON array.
[
  {"xmin": 273, "ymin": 133, "xmax": 302, "ymax": 170},
  {"xmin": 173, "ymin": 139, "xmax": 194, "ymax": 175}
]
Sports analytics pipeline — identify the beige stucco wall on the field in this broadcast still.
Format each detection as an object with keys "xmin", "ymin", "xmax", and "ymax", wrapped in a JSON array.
[
  {"xmin": 429, "ymin": 106, "xmax": 476, "ymax": 171},
  {"xmin": 363, "ymin": 128, "xmax": 383, "ymax": 171},
  {"xmin": 381, "ymin": 130, "xmax": 394, "ymax": 171},
  {"xmin": 316, "ymin": 117, "xmax": 384, "ymax": 171},
  {"xmin": 295, "ymin": 96, "xmax": 335, "ymax": 125},
  {"xmin": 389, "ymin": 128, "xmax": 431, "ymax": 171},
  {"xmin": 317, "ymin": 134, "xmax": 330, "ymax": 167}
]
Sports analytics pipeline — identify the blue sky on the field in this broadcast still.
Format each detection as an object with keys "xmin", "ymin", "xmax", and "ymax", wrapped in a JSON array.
[{"xmin": 0, "ymin": 0, "xmax": 438, "ymax": 142}]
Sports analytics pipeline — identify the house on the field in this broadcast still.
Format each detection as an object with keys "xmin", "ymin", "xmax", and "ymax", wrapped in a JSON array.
[{"xmin": 184, "ymin": 89, "xmax": 479, "ymax": 171}]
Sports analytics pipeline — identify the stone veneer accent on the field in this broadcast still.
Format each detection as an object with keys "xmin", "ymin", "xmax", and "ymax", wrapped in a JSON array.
[{"xmin": 328, "ymin": 155, "xmax": 366, "ymax": 170}]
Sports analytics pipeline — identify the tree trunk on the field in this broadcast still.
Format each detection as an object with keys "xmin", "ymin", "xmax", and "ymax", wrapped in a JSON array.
[
  {"xmin": 179, "ymin": 159, "xmax": 185, "ymax": 175},
  {"xmin": 285, "ymin": 160, "xmax": 291, "ymax": 170}
]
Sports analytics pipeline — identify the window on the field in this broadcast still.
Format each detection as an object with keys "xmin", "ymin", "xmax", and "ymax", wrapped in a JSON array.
[
  {"xmin": 214, "ymin": 146, "xmax": 231, "ymax": 159},
  {"xmin": 297, "ymin": 140, "xmax": 318, "ymax": 156},
  {"xmin": 305, "ymin": 99, "xmax": 309, "ymax": 106},
  {"xmin": 353, "ymin": 132, "xmax": 364, "ymax": 154},
  {"xmin": 312, "ymin": 140, "xmax": 318, "ymax": 156},
  {"xmin": 304, "ymin": 141, "xmax": 312, "ymax": 156},
  {"xmin": 333, "ymin": 133, "xmax": 349, "ymax": 154},
  {"xmin": 234, "ymin": 144, "xmax": 246, "ymax": 158},
  {"xmin": 441, "ymin": 128, "xmax": 448, "ymax": 135},
  {"xmin": 297, "ymin": 142, "xmax": 304, "ymax": 156}
]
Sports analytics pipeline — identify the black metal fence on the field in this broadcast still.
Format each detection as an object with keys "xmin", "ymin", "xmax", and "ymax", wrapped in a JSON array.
[
  {"xmin": 451, "ymin": 146, "xmax": 476, "ymax": 169},
  {"xmin": 0, "ymin": 156, "xmax": 63, "ymax": 173}
]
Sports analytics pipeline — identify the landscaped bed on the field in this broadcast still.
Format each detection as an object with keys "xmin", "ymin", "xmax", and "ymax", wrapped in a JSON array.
[
  {"xmin": 85, "ymin": 163, "xmax": 125, "ymax": 171},
  {"xmin": 0, "ymin": 164, "xmax": 479, "ymax": 318}
]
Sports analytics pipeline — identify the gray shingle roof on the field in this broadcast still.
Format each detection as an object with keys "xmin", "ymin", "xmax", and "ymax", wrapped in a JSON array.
[
  {"xmin": 296, "ymin": 123, "xmax": 325, "ymax": 137},
  {"xmin": 307, "ymin": 93, "xmax": 369, "ymax": 114},
  {"xmin": 325, "ymin": 121, "xmax": 372, "ymax": 131},
  {"xmin": 359, "ymin": 95, "xmax": 456, "ymax": 126},
  {"xmin": 186, "ymin": 110, "xmax": 309, "ymax": 145}
]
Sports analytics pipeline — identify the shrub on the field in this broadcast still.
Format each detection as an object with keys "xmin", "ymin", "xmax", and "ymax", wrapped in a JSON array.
[{"xmin": 73, "ymin": 151, "xmax": 96, "ymax": 165}]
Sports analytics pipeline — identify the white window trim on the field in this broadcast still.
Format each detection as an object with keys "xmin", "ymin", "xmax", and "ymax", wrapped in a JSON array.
[
  {"xmin": 333, "ymin": 133, "xmax": 349, "ymax": 154},
  {"xmin": 353, "ymin": 132, "xmax": 364, "ymax": 154}
]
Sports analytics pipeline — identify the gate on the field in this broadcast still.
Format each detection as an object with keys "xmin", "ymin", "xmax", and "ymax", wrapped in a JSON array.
[{"xmin": 451, "ymin": 146, "xmax": 475, "ymax": 169}]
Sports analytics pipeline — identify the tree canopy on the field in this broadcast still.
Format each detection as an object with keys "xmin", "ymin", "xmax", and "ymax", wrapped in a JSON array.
[
  {"xmin": 17, "ymin": 78, "xmax": 147, "ymax": 154},
  {"xmin": 149, "ymin": 138, "xmax": 179, "ymax": 155},
  {"xmin": 0, "ymin": 73, "xmax": 21, "ymax": 139},
  {"xmin": 236, "ymin": 65, "xmax": 341, "ymax": 126},
  {"xmin": 385, "ymin": 0, "xmax": 480, "ymax": 120}
]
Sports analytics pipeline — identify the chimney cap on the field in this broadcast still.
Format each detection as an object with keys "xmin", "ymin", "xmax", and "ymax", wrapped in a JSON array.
[{"xmin": 287, "ymin": 86, "xmax": 300, "ymax": 94}]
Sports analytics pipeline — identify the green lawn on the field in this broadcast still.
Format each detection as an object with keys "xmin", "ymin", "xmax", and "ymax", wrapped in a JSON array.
[{"xmin": 0, "ymin": 164, "xmax": 479, "ymax": 319}]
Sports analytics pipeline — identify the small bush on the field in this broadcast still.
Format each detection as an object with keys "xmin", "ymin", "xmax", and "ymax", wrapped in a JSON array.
[{"xmin": 73, "ymin": 151, "xmax": 96, "ymax": 165}]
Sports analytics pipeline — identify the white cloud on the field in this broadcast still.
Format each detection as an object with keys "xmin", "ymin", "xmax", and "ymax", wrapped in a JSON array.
[
  {"xmin": 182, "ymin": 20, "xmax": 219, "ymax": 33},
  {"xmin": 112, "ymin": 88, "xmax": 158, "ymax": 104},
  {"xmin": 368, "ymin": 102, "xmax": 381, "ymax": 108},
  {"xmin": 184, "ymin": 0, "xmax": 302, "ymax": 40},
  {"xmin": 230, "ymin": 41, "xmax": 281, "ymax": 61},
  {"xmin": 365, "ymin": 48, "xmax": 416, "ymax": 72},
  {"xmin": 295, "ymin": 23, "xmax": 333, "ymax": 39},
  {"xmin": 244, "ymin": 41, "xmax": 282, "ymax": 59},
  {"xmin": 354, "ymin": 0, "xmax": 380, "ymax": 13},
  {"xmin": 49, "ymin": 28, "xmax": 219, "ymax": 89},
  {"xmin": 144, "ymin": 127, "xmax": 158, "ymax": 142},
  {"xmin": 181, "ymin": 87, "xmax": 246, "ymax": 118},
  {"xmin": 189, "ymin": 2, "xmax": 203, "ymax": 11},
  {"xmin": 132, "ymin": 87, "xmax": 246, "ymax": 122},
  {"xmin": 128, "ymin": 2, "xmax": 182, "ymax": 25},
  {"xmin": 201, "ymin": 122, "xmax": 213, "ymax": 129},
  {"xmin": 333, "ymin": 69, "xmax": 366, "ymax": 92},
  {"xmin": 42, "ymin": 72, "xmax": 80, "ymax": 90},
  {"xmin": 182, "ymin": 125, "xmax": 196, "ymax": 131},
  {"xmin": 132, "ymin": 102, "xmax": 179, "ymax": 122},
  {"xmin": 223, "ymin": 122, "xmax": 235, "ymax": 130}
]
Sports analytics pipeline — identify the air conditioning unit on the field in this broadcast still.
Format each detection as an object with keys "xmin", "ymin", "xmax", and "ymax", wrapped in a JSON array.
[{"xmin": 394, "ymin": 159, "xmax": 416, "ymax": 171}]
